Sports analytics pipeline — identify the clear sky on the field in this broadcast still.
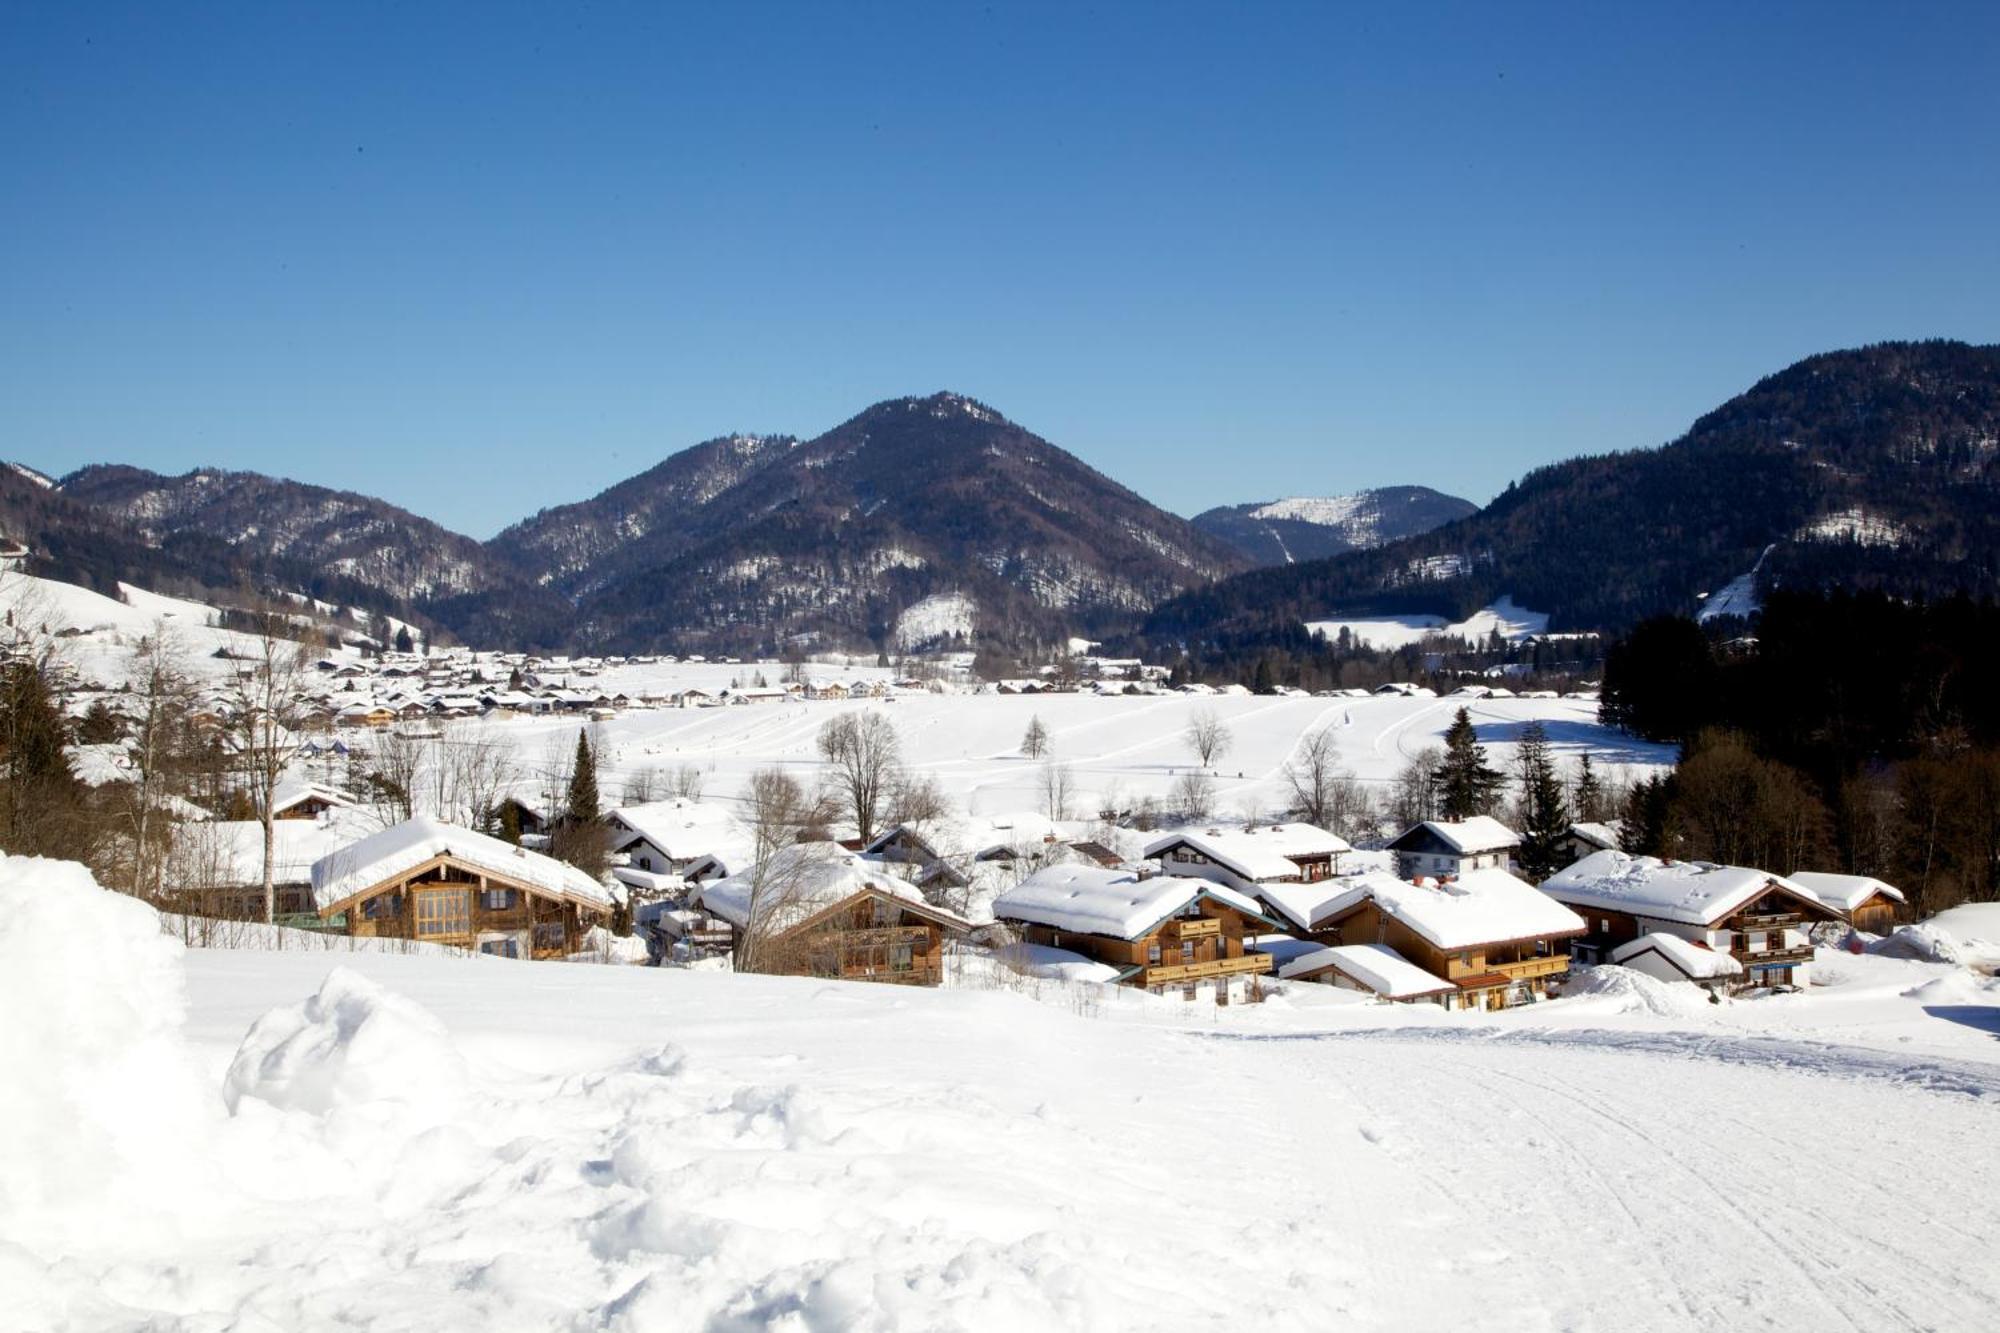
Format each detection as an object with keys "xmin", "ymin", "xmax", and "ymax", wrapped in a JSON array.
[{"xmin": 5, "ymin": 2, "xmax": 1997, "ymax": 537}]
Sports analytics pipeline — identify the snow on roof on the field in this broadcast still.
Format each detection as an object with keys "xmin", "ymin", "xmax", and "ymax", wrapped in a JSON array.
[
  {"xmin": 1256, "ymin": 878, "xmax": 1374, "ymax": 933},
  {"xmin": 1279, "ymin": 943, "xmax": 1456, "ymax": 997},
  {"xmin": 1567, "ymin": 821, "xmax": 1621, "ymax": 851},
  {"xmin": 607, "ymin": 799, "xmax": 747, "ymax": 859},
  {"xmin": 269, "ymin": 777, "xmax": 353, "ymax": 815},
  {"xmin": 1392, "ymin": 817, "xmax": 1521, "ymax": 855},
  {"xmin": 1360, "ymin": 868, "xmax": 1586, "ymax": 950},
  {"xmin": 184, "ymin": 819, "xmax": 357, "ymax": 888},
  {"xmin": 311, "ymin": 816, "xmax": 613, "ymax": 912},
  {"xmin": 993, "ymin": 865, "xmax": 1271, "ymax": 941},
  {"xmin": 1143, "ymin": 823, "xmax": 1352, "ymax": 882},
  {"xmin": 1787, "ymin": 871, "xmax": 1906, "ymax": 912},
  {"xmin": 694, "ymin": 847, "xmax": 965, "ymax": 936},
  {"xmin": 1611, "ymin": 932, "xmax": 1744, "ymax": 980},
  {"xmin": 1542, "ymin": 850, "xmax": 1816, "ymax": 927}
]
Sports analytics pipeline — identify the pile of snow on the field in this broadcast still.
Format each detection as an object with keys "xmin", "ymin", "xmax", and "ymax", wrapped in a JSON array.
[
  {"xmin": 1558, "ymin": 964, "xmax": 1718, "ymax": 1018},
  {"xmin": 1869, "ymin": 922, "xmax": 1963, "ymax": 965},
  {"xmin": 0, "ymin": 854, "xmax": 220, "ymax": 1257},
  {"xmin": 224, "ymin": 966, "xmax": 469, "ymax": 1128}
]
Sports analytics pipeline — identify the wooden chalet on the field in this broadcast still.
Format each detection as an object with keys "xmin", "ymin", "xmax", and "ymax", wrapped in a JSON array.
[
  {"xmin": 1542, "ymin": 850, "xmax": 1838, "ymax": 992},
  {"xmin": 1267, "ymin": 868, "xmax": 1586, "ymax": 1010},
  {"xmin": 1144, "ymin": 822, "xmax": 1350, "ymax": 892},
  {"xmin": 992, "ymin": 866, "xmax": 1281, "ymax": 1005},
  {"xmin": 1787, "ymin": 872, "xmax": 1907, "ymax": 935},
  {"xmin": 310, "ymin": 816, "xmax": 616, "ymax": 959},
  {"xmin": 693, "ymin": 847, "xmax": 970, "ymax": 986},
  {"xmin": 1387, "ymin": 817, "xmax": 1521, "ymax": 880}
]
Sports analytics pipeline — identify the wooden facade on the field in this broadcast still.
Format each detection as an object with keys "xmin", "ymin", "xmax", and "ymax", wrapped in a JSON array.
[
  {"xmin": 1314, "ymin": 900, "xmax": 1576, "ymax": 1010},
  {"xmin": 1011, "ymin": 896, "xmax": 1276, "ymax": 1003},
  {"xmin": 1557, "ymin": 888, "xmax": 1828, "ymax": 992},
  {"xmin": 727, "ymin": 887, "xmax": 965, "ymax": 986},
  {"xmin": 320, "ymin": 850, "xmax": 603, "ymax": 959}
]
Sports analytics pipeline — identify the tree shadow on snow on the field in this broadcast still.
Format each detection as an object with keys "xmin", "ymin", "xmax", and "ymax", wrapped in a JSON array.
[
  {"xmin": 1473, "ymin": 718, "xmax": 1674, "ymax": 767},
  {"xmin": 1923, "ymin": 1005, "xmax": 2000, "ymax": 1039}
]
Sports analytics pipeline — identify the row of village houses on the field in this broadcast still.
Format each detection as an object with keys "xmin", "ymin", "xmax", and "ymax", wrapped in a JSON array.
[{"xmin": 167, "ymin": 775, "xmax": 1908, "ymax": 1007}]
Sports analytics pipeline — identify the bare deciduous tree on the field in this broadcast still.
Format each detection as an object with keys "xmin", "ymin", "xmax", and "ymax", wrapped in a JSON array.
[
  {"xmin": 815, "ymin": 710, "xmax": 901, "ymax": 842},
  {"xmin": 1038, "ymin": 761, "xmax": 1077, "ymax": 821},
  {"xmin": 667, "ymin": 763, "xmax": 706, "ymax": 801},
  {"xmin": 370, "ymin": 729, "xmax": 425, "ymax": 824},
  {"xmin": 225, "ymin": 609, "xmax": 313, "ymax": 921},
  {"xmin": 1282, "ymin": 727, "xmax": 1373, "ymax": 838},
  {"xmin": 112, "ymin": 622, "xmax": 196, "ymax": 901},
  {"xmin": 1021, "ymin": 714, "xmax": 1050, "ymax": 758},
  {"xmin": 889, "ymin": 768, "xmax": 950, "ymax": 836},
  {"xmin": 1171, "ymin": 770, "xmax": 1217, "ymax": 822},
  {"xmin": 1390, "ymin": 745, "xmax": 1445, "ymax": 830},
  {"xmin": 1184, "ymin": 707, "xmax": 1232, "ymax": 770}
]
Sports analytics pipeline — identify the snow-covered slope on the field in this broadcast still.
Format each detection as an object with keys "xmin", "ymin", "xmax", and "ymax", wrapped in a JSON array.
[
  {"xmin": 1304, "ymin": 595, "xmax": 1550, "ymax": 651},
  {"xmin": 9, "ymin": 853, "xmax": 2000, "ymax": 1330},
  {"xmin": 1193, "ymin": 486, "xmax": 1476, "ymax": 567}
]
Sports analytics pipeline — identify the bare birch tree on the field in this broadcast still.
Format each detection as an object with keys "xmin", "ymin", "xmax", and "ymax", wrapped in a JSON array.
[
  {"xmin": 225, "ymin": 609, "xmax": 313, "ymax": 921},
  {"xmin": 816, "ymin": 710, "xmax": 900, "ymax": 842},
  {"xmin": 1184, "ymin": 706, "xmax": 1232, "ymax": 770},
  {"xmin": 1038, "ymin": 761, "xmax": 1077, "ymax": 821}
]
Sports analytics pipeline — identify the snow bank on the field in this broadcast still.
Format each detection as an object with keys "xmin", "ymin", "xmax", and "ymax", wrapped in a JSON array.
[
  {"xmin": 0, "ymin": 854, "xmax": 220, "ymax": 1257},
  {"xmin": 1558, "ymin": 964, "xmax": 1718, "ymax": 1018},
  {"xmin": 224, "ymin": 966, "xmax": 468, "ymax": 1127},
  {"xmin": 1869, "ymin": 922, "xmax": 1963, "ymax": 965}
]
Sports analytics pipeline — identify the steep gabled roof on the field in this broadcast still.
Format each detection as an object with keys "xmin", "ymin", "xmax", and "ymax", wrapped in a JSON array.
[
  {"xmin": 1542, "ymin": 850, "xmax": 1824, "ymax": 927},
  {"xmin": 993, "ymin": 865, "xmax": 1276, "ymax": 941},
  {"xmin": 1387, "ymin": 817, "xmax": 1521, "ymax": 856},
  {"xmin": 1143, "ymin": 822, "xmax": 1351, "ymax": 881},
  {"xmin": 311, "ymin": 816, "xmax": 614, "ymax": 913},
  {"xmin": 1787, "ymin": 871, "xmax": 1906, "ymax": 914}
]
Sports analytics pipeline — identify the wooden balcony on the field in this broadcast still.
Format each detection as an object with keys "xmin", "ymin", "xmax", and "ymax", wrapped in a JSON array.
[
  {"xmin": 1143, "ymin": 952, "xmax": 1273, "ymax": 985},
  {"xmin": 1488, "ymin": 954, "xmax": 1569, "ymax": 981},
  {"xmin": 1171, "ymin": 917, "xmax": 1221, "ymax": 940},
  {"xmin": 1739, "ymin": 913, "xmax": 1802, "ymax": 929},
  {"xmin": 1738, "ymin": 944, "xmax": 1812, "ymax": 967}
]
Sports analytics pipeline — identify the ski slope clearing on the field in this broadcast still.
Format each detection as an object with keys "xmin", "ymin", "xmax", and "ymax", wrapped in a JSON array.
[
  {"xmin": 1304, "ymin": 595, "xmax": 1550, "ymax": 651},
  {"xmin": 10, "ymin": 856, "xmax": 2000, "ymax": 1331}
]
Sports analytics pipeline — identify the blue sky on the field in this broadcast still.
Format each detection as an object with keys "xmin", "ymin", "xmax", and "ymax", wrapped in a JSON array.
[{"xmin": 5, "ymin": 2, "xmax": 1997, "ymax": 537}]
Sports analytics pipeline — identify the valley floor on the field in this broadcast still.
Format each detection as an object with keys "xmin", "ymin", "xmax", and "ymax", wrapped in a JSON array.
[{"xmin": 12, "ymin": 901, "xmax": 1999, "ymax": 1332}]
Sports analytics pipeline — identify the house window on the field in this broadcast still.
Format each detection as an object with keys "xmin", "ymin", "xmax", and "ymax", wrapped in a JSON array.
[
  {"xmin": 639, "ymin": 856, "xmax": 653, "ymax": 871},
  {"xmin": 1147, "ymin": 942, "xmax": 1162, "ymax": 965},
  {"xmin": 890, "ymin": 944, "xmax": 914, "ymax": 972},
  {"xmin": 1183, "ymin": 982, "xmax": 1198, "ymax": 1001},
  {"xmin": 1181, "ymin": 940, "xmax": 1195, "ymax": 961},
  {"xmin": 414, "ymin": 888, "xmax": 471, "ymax": 937},
  {"xmin": 533, "ymin": 922, "xmax": 566, "ymax": 952},
  {"xmin": 479, "ymin": 936, "xmax": 520, "ymax": 959},
  {"xmin": 362, "ymin": 892, "xmax": 402, "ymax": 921},
  {"xmin": 481, "ymin": 888, "xmax": 517, "ymax": 911}
]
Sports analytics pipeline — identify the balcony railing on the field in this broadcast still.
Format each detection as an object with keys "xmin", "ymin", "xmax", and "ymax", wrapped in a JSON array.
[
  {"xmin": 1143, "ymin": 953, "xmax": 1274, "ymax": 984},
  {"xmin": 1487, "ymin": 954, "xmax": 1570, "ymax": 980},
  {"xmin": 1738, "ymin": 944, "xmax": 1812, "ymax": 967},
  {"xmin": 1171, "ymin": 917, "xmax": 1221, "ymax": 940}
]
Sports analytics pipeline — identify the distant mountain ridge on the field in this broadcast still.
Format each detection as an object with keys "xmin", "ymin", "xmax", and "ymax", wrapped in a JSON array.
[
  {"xmin": 1192, "ymin": 486, "xmax": 1476, "ymax": 566},
  {"xmin": 22, "ymin": 392, "xmax": 1246, "ymax": 655},
  {"xmin": 1145, "ymin": 340, "xmax": 2000, "ymax": 647}
]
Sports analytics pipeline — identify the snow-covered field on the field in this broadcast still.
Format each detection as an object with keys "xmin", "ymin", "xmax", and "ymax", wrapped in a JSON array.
[
  {"xmin": 487, "ymin": 676, "xmax": 1666, "ymax": 820},
  {"xmin": 7, "ymin": 852, "xmax": 2000, "ymax": 1331}
]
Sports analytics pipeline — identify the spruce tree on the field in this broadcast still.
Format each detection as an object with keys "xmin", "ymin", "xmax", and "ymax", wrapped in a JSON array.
[
  {"xmin": 0, "ymin": 661, "xmax": 86, "ymax": 857},
  {"xmin": 1513, "ymin": 721, "xmax": 1570, "ymax": 881},
  {"xmin": 567, "ymin": 729, "xmax": 600, "ymax": 824},
  {"xmin": 1433, "ymin": 707, "xmax": 1503, "ymax": 820},
  {"xmin": 1573, "ymin": 753, "xmax": 1605, "ymax": 825}
]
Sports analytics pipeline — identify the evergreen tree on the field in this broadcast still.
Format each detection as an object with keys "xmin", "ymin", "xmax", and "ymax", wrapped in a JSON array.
[
  {"xmin": 1433, "ymin": 707, "xmax": 1503, "ymax": 820},
  {"xmin": 0, "ymin": 661, "xmax": 87, "ymax": 858},
  {"xmin": 500, "ymin": 801, "xmax": 523, "ymax": 846},
  {"xmin": 1572, "ymin": 753, "xmax": 1605, "ymax": 826},
  {"xmin": 1253, "ymin": 657, "xmax": 1276, "ymax": 695},
  {"xmin": 566, "ymin": 729, "xmax": 600, "ymax": 824},
  {"xmin": 394, "ymin": 624, "xmax": 415, "ymax": 654},
  {"xmin": 1513, "ymin": 721, "xmax": 1570, "ymax": 881}
]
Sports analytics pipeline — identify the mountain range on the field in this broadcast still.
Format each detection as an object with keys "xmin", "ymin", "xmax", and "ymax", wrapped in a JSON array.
[
  {"xmin": 1144, "ymin": 339, "xmax": 2000, "ymax": 651},
  {"xmin": 12, "ymin": 341, "xmax": 2000, "ymax": 662}
]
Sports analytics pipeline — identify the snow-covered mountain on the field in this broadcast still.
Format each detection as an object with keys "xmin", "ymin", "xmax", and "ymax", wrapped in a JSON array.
[{"xmin": 1191, "ymin": 486, "xmax": 1476, "ymax": 566}]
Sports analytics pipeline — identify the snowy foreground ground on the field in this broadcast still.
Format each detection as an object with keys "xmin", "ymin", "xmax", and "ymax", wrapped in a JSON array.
[{"xmin": 9, "ymin": 861, "xmax": 2000, "ymax": 1332}]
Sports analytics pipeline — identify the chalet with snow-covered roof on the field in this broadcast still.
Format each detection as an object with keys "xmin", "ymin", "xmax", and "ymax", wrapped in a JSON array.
[
  {"xmin": 1541, "ymin": 851, "xmax": 1837, "ymax": 992},
  {"xmin": 1560, "ymin": 821, "xmax": 1622, "ymax": 867},
  {"xmin": 1387, "ymin": 817, "xmax": 1521, "ymax": 880},
  {"xmin": 606, "ymin": 799, "xmax": 750, "ymax": 881},
  {"xmin": 268, "ymin": 778, "xmax": 354, "ymax": 821},
  {"xmin": 164, "ymin": 818, "xmax": 358, "ymax": 920},
  {"xmin": 311, "ymin": 816, "xmax": 615, "ymax": 959},
  {"xmin": 692, "ymin": 849, "xmax": 969, "ymax": 985},
  {"xmin": 1787, "ymin": 871, "xmax": 1906, "ymax": 935},
  {"xmin": 1145, "ymin": 822, "xmax": 1350, "ymax": 891},
  {"xmin": 1291, "ymin": 868, "xmax": 1586, "ymax": 1009},
  {"xmin": 992, "ymin": 866, "xmax": 1281, "ymax": 1005}
]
